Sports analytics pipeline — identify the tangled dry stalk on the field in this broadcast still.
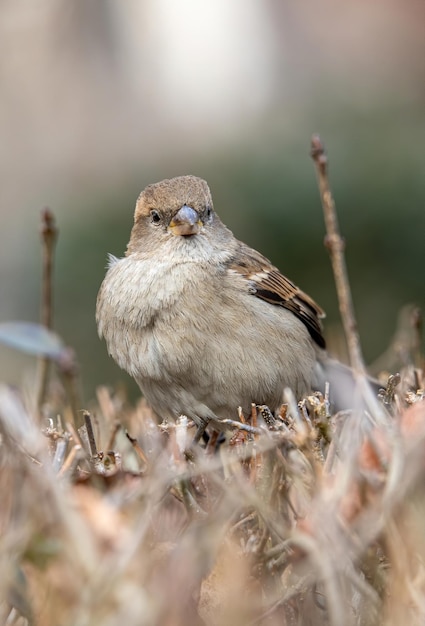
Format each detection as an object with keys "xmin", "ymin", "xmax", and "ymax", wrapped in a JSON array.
[{"xmin": 0, "ymin": 137, "xmax": 424, "ymax": 626}]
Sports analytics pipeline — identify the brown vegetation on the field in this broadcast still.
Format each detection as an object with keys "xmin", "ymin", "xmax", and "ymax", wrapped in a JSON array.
[{"xmin": 0, "ymin": 139, "xmax": 424, "ymax": 625}]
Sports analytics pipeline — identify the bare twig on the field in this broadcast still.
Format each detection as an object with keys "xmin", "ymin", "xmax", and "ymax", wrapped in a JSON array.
[
  {"xmin": 310, "ymin": 136, "xmax": 366, "ymax": 377},
  {"xmin": 310, "ymin": 136, "xmax": 389, "ymax": 425},
  {"xmin": 58, "ymin": 443, "xmax": 83, "ymax": 477},
  {"xmin": 106, "ymin": 420, "xmax": 122, "ymax": 452},
  {"xmin": 58, "ymin": 347, "xmax": 83, "ymax": 429},
  {"xmin": 126, "ymin": 431, "xmax": 149, "ymax": 469},
  {"xmin": 370, "ymin": 304, "xmax": 424, "ymax": 375},
  {"xmin": 218, "ymin": 419, "xmax": 262, "ymax": 435},
  {"xmin": 410, "ymin": 306, "xmax": 423, "ymax": 370},
  {"xmin": 52, "ymin": 437, "xmax": 69, "ymax": 472},
  {"xmin": 83, "ymin": 410, "xmax": 98, "ymax": 457},
  {"xmin": 66, "ymin": 420, "xmax": 85, "ymax": 449},
  {"xmin": 37, "ymin": 208, "xmax": 58, "ymax": 410}
]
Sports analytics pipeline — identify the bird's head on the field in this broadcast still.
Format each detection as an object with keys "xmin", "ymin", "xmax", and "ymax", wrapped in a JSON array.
[{"xmin": 126, "ymin": 175, "xmax": 233, "ymax": 259}]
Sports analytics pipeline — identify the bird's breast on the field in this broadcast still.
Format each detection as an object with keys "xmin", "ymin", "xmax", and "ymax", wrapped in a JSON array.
[
  {"xmin": 96, "ymin": 255, "xmax": 214, "ymax": 374},
  {"xmin": 96, "ymin": 253, "xmax": 316, "ymax": 409}
]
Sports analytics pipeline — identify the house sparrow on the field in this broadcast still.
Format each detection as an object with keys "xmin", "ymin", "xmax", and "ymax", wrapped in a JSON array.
[{"xmin": 96, "ymin": 175, "xmax": 343, "ymax": 432}]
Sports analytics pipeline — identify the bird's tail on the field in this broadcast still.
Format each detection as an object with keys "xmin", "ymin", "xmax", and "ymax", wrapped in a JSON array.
[{"xmin": 313, "ymin": 358, "xmax": 382, "ymax": 413}]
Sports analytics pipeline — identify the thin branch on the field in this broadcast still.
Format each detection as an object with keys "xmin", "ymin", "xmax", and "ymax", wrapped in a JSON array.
[
  {"xmin": 311, "ymin": 136, "xmax": 389, "ymax": 424},
  {"xmin": 37, "ymin": 208, "xmax": 58, "ymax": 410},
  {"xmin": 83, "ymin": 410, "xmax": 98, "ymax": 457},
  {"xmin": 310, "ymin": 136, "xmax": 366, "ymax": 376},
  {"xmin": 126, "ymin": 431, "xmax": 149, "ymax": 469},
  {"xmin": 218, "ymin": 418, "xmax": 262, "ymax": 435},
  {"xmin": 106, "ymin": 420, "xmax": 122, "ymax": 452},
  {"xmin": 58, "ymin": 347, "xmax": 83, "ymax": 429}
]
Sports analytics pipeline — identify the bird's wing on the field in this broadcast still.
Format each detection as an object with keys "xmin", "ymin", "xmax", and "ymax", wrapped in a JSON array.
[{"xmin": 227, "ymin": 241, "xmax": 326, "ymax": 349}]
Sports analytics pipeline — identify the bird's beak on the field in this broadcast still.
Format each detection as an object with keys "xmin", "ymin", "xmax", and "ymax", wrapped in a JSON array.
[{"xmin": 168, "ymin": 205, "xmax": 202, "ymax": 236}]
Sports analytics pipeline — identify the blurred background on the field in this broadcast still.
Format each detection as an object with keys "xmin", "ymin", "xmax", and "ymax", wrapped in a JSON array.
[{"xmin": 1, "ymin": 0, "xmax": 424, "ymax": 402}]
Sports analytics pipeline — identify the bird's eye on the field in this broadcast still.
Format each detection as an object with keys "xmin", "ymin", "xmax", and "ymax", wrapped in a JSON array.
[{"xmin": 150, "ymin": 210, "xmax": 161, "ymax": 224}]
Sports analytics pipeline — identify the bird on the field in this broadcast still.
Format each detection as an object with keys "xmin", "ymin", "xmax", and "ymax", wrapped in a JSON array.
[{"xmin": 96, "ymin": 175, "xmax": 349, "ymax": 434}]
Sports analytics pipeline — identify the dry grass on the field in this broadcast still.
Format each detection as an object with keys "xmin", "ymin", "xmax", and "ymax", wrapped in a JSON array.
[
  {"xmin": 1, "ymin": 139, "xmax": 425, "ymax": 625},
  {"xmin": 1, "ymin": 361, "xmax": 425, "ymax": 626}
]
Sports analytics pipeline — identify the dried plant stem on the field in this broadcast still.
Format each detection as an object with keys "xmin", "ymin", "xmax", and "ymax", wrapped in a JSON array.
[
  {"xmin": 219, "ymin": 418, "xmax": 262, "ymax": 435},
  {"xmin": 411, "ymin": 306, "xmax": 423, "ymax": 369},
  {"xmin": 310, "ymin": 136, "xmax": 366, "ymax": 377},
  {"xmin": 106, "ymin": 420, "xmax": 121, "ymax": 452},
  {"xmin": 83, "ymin": 410, "xmax": 98, "ymax": 457},
  {"xmin": 310, "ymin": 137, "xmax": 389, "ymax": 424},
  {"xmin": 66, "ymin": 420, "xmax": 85, "ymax": 449},
  {"xmin": 126, "ymin": 431, "xmax": 149, "ymax": 468},
  {"xmin": 59, "ymin": 347, "xmax": 83, "ymax": 429},
  {"xmin": 37, "ymin": 208, "xmax": 58, "ymax": 410},
  {"xmin": 58, "ymin": 443, "xmax": 82, "ymax": 476}
]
